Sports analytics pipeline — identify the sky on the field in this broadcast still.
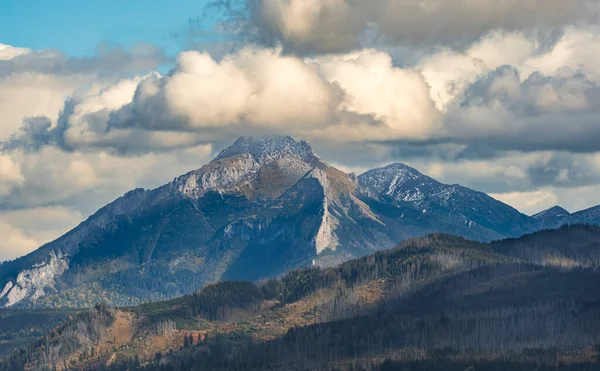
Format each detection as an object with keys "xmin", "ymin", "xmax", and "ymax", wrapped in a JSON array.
[
  {"xmin": 1, "ymin": 0, "xmax": 600, "ymax": 260},
  {"xmin": 0, "ymin": 0, "xmax": 213, "ymax": 55}
]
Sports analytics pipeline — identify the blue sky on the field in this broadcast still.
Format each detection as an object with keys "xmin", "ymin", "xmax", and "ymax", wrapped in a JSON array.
[{"xmin": 0, "ymin": 0, "xmax": 213, "ymax": 56}]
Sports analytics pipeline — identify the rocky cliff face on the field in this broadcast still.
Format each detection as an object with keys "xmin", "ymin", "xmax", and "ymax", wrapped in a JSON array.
[
  {"xmin": 305, "ymin": 168, "xmax": 339, "ymax": 254},
  {"xmin": 0, "ymin": 250, "xmax": 68, "ymax": 307},
  {"xmin": 0, "ymin": 135, "xmax": 575, "ymax": 308}
]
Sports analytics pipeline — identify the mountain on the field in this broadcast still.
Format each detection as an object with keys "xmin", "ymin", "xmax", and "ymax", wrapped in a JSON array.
[
  {"xmin": 570, "ymin": 205, "xmax": 600, "ymax": 225},
  {"xmin": 0, "ymin": 135, "xmax": 586, "ymax": 309},
  {"xmin": 532, "ymin": 205, "xmax": 571, "ymax": 229},
  {"xmin": 0, "ymin": 136, "xmax": 333, "ymax": 308},
  {"xmin": 533, "ymin": 205, "xmax": 600, "ymax": 229},
  {"xmin": 3, "ymin": 226, "xmax": 599, "ymax": 371},
  {"xmin": 357, "ymin": 163, "xmax": 539, "ymax": 241}
]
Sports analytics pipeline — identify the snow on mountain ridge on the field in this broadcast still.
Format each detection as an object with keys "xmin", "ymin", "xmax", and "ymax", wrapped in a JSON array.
[
  {"xmin": 357, "ymin": 162, "xmax": 539, "ymax": 240},
  {"xmin": 212, "ymin": 136, "xmax": 317, "ymax": 165},
  {"xmin": 358, "ymin": 163, "xmax": 499, "ymax": 210},
  {"xmin": 171, "ymin": 136, "xmax": 320, "ymax": 199},
  {"xmin": 358, "ymin": 163, "xmax": 445, "ymax": 205}
]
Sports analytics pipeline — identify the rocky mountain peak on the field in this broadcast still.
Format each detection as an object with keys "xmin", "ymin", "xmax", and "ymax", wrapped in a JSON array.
[
  {"xmin": 359, "ymin": 163, "xmax": 429, "ymax": 185},
  {"xmin": 357, "ymin": 162, "xmax": 437, "ymax": 201},
  {"xmin": 212, "ymin": 135, "xmax": 317, "ymax": 165},
  {"xmin": 172, "ymin": 136, "xmax": 320, "ymax": 200}
]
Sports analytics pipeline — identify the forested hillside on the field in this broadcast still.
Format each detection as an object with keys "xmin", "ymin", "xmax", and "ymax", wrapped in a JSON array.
[
  {"xmin": 1, "ymin": 226, "xmax": 599, "ymax": 371},
  {"xmin": 0, "ymin": 309, "xmax": 76, "ymax": 356}
]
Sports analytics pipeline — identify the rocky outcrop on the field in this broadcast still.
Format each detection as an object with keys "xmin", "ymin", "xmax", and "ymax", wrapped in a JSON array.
[
  {"xmin": 306, "ymin": 168, "xmax": 340, "ymax": 254},
  {"xmin": 174, "ymin": 153, "xmax": 261, "ymax": 198},
  {"xmin": 0, "ymin": 250, "xmax": 69, "ymax": 307}
]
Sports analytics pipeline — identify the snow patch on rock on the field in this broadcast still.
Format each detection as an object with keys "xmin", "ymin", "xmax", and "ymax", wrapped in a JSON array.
[{"xmin": 213, "ymin": 136, "xmax": 316, "ymax": 166}]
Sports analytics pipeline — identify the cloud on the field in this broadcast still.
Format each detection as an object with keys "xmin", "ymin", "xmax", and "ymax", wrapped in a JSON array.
[
  {"xmin": 0, "ymin": 155, "xmax": 24, "ymax": 197},
  {"xmin": 0, "ymin": 221, "xmax": 40, "ymax": 261},
  {"xmin": 3, "ymin": 74, "xmax": 210, "ymax": 155},
  {"xmin": 0, "ymin": 43, "xmax": 167, "ymax": 144},
  {"xmin": 0, "ymin": 71, "xmax": 89, "ymax": 141},
  {"xmin": 526, "ymin": 152, "xmax": 600, "ymax": 189},
  {"xmin": 490, "ymin": 190, "xmax": 559, "ymax": 216},
  {"xmin": 60, "ymin": 38, "xmax": 600, "ymax": 156},
  {"xmin": 0, "ymin": 44, "xmax": 30, "ymax": 60},
  {"xmin": 3, "ymin": 47, "xmax": 435, "ymax": 153},
  {"xmin": 442, "ymin": 66, "xmax": 600, "ymax": 152},
  {"xmin": 522, "ymin": 26, "xmax": 600, "ymax": 82},
  {"xmin": 0, "ymin": 206, "xmax": 83, "ymax": 261},
  {"xmin": 110, "ymin": 49, "xmax": 342, "ymax": 132},
  {"xmin": 210, "ymin": 0, "xmax": 593, "ymax": 53},
  {"xmin": 313, "ymin": 50, "xmax": 439, "ymax": 138},
  {"xmin": 0, "ymin": 43, "xmax": 167, "ymax": 77},
  {"xmin": 416, "ymin": 31, "xmax": 538, "ymax": 110},
  {"xmin": 8, "ymin": 30, "xmax": 600, "ymax": 158},
  {"xmin": 106, "ymin": 48, "xmax": 437, "ymax": 143},
  {"xmin": 491, "ymin": 183, "xmax": 600, "ymax": 216},
  {"xmin": 0, "ymin": 144, "xmax": 213, "ymax": 212}
]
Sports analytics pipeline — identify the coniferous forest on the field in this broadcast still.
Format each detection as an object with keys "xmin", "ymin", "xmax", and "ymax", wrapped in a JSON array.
[{"xmin": 0, "ymin": 225, "xmax": 599, "ymax": 370}]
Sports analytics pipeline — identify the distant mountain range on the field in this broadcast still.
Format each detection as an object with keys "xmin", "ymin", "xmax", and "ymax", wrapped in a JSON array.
[{"xmin": 0, "ymin": 136, "xmax": 598, "ymax": 308}]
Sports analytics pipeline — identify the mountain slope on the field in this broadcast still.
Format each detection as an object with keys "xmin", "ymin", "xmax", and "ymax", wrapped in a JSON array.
[
  {"xmin": 3, "ymin": 227, "xmax": 599, "ymax": 371},
  {"xmin": 0, "ymin": 135, "xmax": 579, "ymax": 309},
  {"xmin": 358, "ymin": 163, "xmax": 539, "ymax": 241},
  {"xmin": 532, "ymin": 205, "xmax": 571, "ymax": 229},
  {"xmin": 492, "ymin": 224, "xmax": 600, "ymax": 268},
  {"xmin": 570, "ymin": 205, "xmax": 600, "ymax": 225},
  {"xmin": 0, "ymin": 136, "xmax": 324, "ymax": 308}
]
